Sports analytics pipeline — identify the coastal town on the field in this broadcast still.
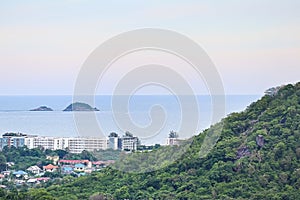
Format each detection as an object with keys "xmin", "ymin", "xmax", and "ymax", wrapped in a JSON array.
[{"xmin": 0, "ymin": 131, "xmax": 181, "ymax": 189}]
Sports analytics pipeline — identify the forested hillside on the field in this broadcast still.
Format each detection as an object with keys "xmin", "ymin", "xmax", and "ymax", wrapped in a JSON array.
[{"xmin": 1, "ymin": 82, "xmax": 300, "ymax": 199}]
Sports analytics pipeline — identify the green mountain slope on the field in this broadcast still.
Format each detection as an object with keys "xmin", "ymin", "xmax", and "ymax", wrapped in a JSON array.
[
  {"xmin": 3, "ymin": 82, "xmax": 300, "ymax": 199},
  {"xmin": 47, "ymin": 83, "xmax": 300, "ymax": 199}
]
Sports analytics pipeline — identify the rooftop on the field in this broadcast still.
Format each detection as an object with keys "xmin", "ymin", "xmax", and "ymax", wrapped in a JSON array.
[
  {"xmin": 43, "ymin": 164, "xmax": 58, "ymax": 170},
  {"xmin": 74, "ymin": 163, "xmax": 85, "ymax": 168},
  {"xmin": 13, "ymin": 170, "xmax": 28, "ymax": 175},
  {"xmin": 59, "ymin": 159, "xmax": 89, "ymax": 164}
]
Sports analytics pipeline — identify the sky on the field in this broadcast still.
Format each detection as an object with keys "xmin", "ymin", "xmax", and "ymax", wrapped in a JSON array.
[{"xmin": 0, "ymin": 0, "xmax": 299, "ymax": 95}]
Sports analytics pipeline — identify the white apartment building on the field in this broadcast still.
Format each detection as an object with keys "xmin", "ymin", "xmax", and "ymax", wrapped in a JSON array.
[
  {"xmin": 33, "ymin": 137, "xmax": 55, "ymax": 150},
  {"xmin": 53, "ymin": 138, "xmax": 69, "ymax": 150},
  {"xmin": 67, "ymin": 138, "xmax": 108, "ymax": 153},
  {"xmin": 121, "ymin": 136, "xmax": 139, "ymax": 151},
  {"xmin": 3, "ymin": 133, "xmax": 143, "ymax": 153},
  {"xmin": 24, "ymin": 137, "xmax": 34, "ymax": 149},
  {"xmin": 24, "ymin": 136, "xmax": 108, "ymax": 153},
  {"xmin": 108, "ymin": 136, "xmax": 121, "ymax": 150}
]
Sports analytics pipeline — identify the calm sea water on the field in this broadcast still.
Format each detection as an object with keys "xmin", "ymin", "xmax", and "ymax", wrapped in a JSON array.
[{"xmin": 0, "ymin": 95, "xmax": 260, "ymax": 145}]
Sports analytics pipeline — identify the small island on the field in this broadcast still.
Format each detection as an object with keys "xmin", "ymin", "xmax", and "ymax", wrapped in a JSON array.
[
  {"xmin": 30, "ymin": 106, "xmax": 53, "ymax": 111},
  {"xmin": 63, "ymin": 102, "xmax": 99, "ymax": 111}
]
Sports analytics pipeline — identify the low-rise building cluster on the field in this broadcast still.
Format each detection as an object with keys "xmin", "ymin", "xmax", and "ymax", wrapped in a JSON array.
[{"xmin": 0, "ymin": 158, "xmax": 115, "ymax": 187}]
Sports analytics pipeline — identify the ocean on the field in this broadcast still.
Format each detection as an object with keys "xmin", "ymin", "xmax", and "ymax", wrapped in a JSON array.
[{"xmin": 0, "ymin": 95, "xmax": 260, "ymax": 145}]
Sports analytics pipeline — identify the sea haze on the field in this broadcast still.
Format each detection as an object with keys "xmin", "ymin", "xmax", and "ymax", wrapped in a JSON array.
[{"xmin": 0, "ymin": 95, "xmax": 260, "ymax": 145}]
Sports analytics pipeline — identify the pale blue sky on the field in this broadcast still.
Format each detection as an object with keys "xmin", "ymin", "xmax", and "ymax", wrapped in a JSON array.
[{"xmin": 0, "ymin": 0, "xmax": 299, "ymax": 95}]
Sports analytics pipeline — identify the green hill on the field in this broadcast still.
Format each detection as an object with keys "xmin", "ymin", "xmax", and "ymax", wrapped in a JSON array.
[{"xmin": 2, "ymin": 82, "xmax": 300, "ymax": 199}]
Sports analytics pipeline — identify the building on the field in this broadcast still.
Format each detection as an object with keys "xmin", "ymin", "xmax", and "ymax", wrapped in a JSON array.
[
  {"xmin": 0, "ymin": 137, "xmax": 25, "ymax": 149},
  {"xmin": 58, "ymin": 159, "xmax": 90, "ymax": 165},
  {"xmin": 166, "ymin": 138, "xmax": 182, "ymax": 146},
  {"xmin": 74, "ymin": 163, "xmax": 85, "ymax": 172},
  {"xmin": 24, "ymin": 137, "xmax": 34, "ymax": 149},
  {"xmin": 108, "ymin": 135, "xmax": 122, "ymax": 150},
  {"xmin": 33, "ymin": 137, "xmax": 55, "ymax": 150},
  {"xmin": 53, "ymin": 138, "xmax": 67, "ymax": 150},
  {"xmin": 121, "ymin": 133, "xmax": 140, "ymax": 151},
  {"xmin": 68, "ymin": 138, "xmax": 108, "ymax": 153},
  {"xmin": 166, "ymin": 131, "xmax": 182, "ymax": 146},
  {"xmin": 46, "ymin": 155, "xmax": 60, "ymax": 165},
  {"xmin": 0, "ymin": 137, "xmax": 9, "ymax": 150},
  {"xmin": 0, "ymin": 133, "xmax": 25, "ymax": 149},
  {"xmin": 13, "ymin": 170, "xmax": 28, "ymax": 178},
  {"xmin": 27, "ymin": 165, "xmax": 42, "ymax": 174},
  {"xmin": 43, "ymin": 164, "xmax": 58, "ymax": 172},
  {"xmin": 10, "ymin": 137, "xmax": 25, "ymax": 147},
  {"xmin": 0, "ymin": 132, "xmax": 112, "ymax": 153},
  {"xmin": 62, "ymin": 166, "xmax": 73, "ymax": 174}
]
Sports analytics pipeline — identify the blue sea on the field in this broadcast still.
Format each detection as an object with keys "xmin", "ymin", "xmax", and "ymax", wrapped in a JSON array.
[{"xmin": 0, "ymin": 95, "xmax": 260, "ymax": 145}]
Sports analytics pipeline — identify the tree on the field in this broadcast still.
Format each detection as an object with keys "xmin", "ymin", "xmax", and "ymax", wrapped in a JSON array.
[
  {"xmin": 80, "ymin": 150, "xmax": 96, "ymax": 161},
  {"xmin": 169, "ymin": 131, "xmax": 178, "ymax": 138},
  {"xmin": 54, "ymin": 149, "xmax": 68, "ymax": 159},
  {"xmin": 114, "ymin": 186, "xmax": 130, "ymax": 199},
  {"xmin": 0, "ymin": 154, "xmax": 7, "ymax": 171},
  {"xmin": 27, "ymin": 189, "xmax": 56, "ymax": 200},
  {"xmin": 124, "ymin": 131, "xmax": 133, "ymax": 137},
  {"xmin": 108, "ymin": 132, "xmax": 118, "ymax": 137}
]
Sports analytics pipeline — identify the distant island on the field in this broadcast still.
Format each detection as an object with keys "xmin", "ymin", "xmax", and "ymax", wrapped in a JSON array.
[
  {"xmin": 63, "ymin": 102, "xmax": 99, "ymax": 111},
  {"xmin": 30, "ymin": 106, "xmax": 53, "ymax": 111}
]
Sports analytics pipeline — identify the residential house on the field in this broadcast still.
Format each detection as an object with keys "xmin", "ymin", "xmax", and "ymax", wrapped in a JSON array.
[
  {"xmin": 6, "ymin": 162, "xmax": 15, "ymax": 167},
  {"xmin": 27, "ymin": 178, "xmax": 37, "ymax": 184},
  {"xmin": 43, "ymin": 164, "xmax": 58, "ymax": 172},
  {"xmin": 74, "ymin": 163, "xmax": 85, "ymax": 172},
  {"xmin": 46, "ymin": 155, "xmax": 60, "ymax": 165},
  {"xmin": 1, "ymin": 171, "xmax": 10, "ymax": 176},
  {"xmin": 62, "ymin": 166, "xmax": 73, "ymax": 174},
  {"xmin": 27, "ymin": 165, "xmax": 42, "ymax": 174},
  {"xmin": 13, "ymin": 170, "xmax": 28, "ymax": 178}
]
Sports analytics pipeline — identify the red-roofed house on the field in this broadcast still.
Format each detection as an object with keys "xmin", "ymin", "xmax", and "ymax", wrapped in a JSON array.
[{"xmin": 43, "ymin": 164, "xmax": 59, "ymax": 172}]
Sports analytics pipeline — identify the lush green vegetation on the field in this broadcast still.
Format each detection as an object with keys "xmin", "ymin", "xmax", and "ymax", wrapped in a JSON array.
[
  {"xmin": 0, "ymin": 146, "xmax": 51, "ymax": 171},
  {"xmin": 92, "ymin": 149, "xmax": 121, "ymax": 161},
  {"xmin": 1, "ymin": 82, "xmax": 300, "ymax": 199},
  {"xmin": 0, "ymin": 147, "xmax": 101, "ymax": 172}
]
